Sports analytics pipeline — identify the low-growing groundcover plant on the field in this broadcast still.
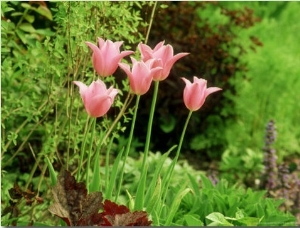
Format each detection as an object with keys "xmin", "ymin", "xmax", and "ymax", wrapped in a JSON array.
[{"xmin": 1, "ymin": 1, "xmax": 298, "ymax": 226}]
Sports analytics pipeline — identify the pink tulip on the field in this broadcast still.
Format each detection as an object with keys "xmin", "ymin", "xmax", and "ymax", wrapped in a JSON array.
[
  {"xmin": 86, "ymin": 38, "xmax": 134, "ymax": 77},
  {"xmin": 73, "ymin": 80, "xmax": 118, "ymax": 118},
  {"xmin": 119, "ymin": 57, "xmax": 162, "ymax": 95},
  {"xmin": 182, "ymin": 76, "xmax": 222, "ymax": 111},
  {"xmin": 138, "ymin": 41, "xmax": 189, "ymax": 81}
]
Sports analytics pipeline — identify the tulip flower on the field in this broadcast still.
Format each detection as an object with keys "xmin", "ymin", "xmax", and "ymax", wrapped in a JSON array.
[
  {"xmin": 86, "ymin": 38, "xmax": 134, "ymax": 77},
  {"xmin": 138, "ymin": 41, "xmax": 189, "ymax": 81},
  {"xmin": 73, "ymin": 80, "xmax": 118, "ymax": 117},
  {"xmin": 119, "ymin": 57, "xmax": 162, "ymax": 95},
  {"xmin": 182, "ymin": 76, "xmax": 222, "ymax": 111}
]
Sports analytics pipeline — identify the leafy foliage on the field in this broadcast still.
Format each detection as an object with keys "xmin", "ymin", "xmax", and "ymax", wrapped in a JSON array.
[
  {"xmin": 174, "ymin": 174, "xmax": 296, "ymax": 226},
  {"xmin": 223, "ymin": 2, "xmax": 300, "ymax": 159}
]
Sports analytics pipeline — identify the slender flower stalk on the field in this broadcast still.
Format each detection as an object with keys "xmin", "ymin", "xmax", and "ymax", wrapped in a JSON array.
[
  {"xmin": 86, "ymin": 118, "xmax": 96, "ymax": 187},
  {"xmin": 142, "ymin": 81, "xmax": 160, "ymax": 167},
  {"xmin": 77, "ymin": 116, "xmax": 93, "ymax": 180},
  {"xmin": 116, "ymin": 95, "xmax": 141, "ymax": 200},
  {"xmin": 174, "ymin": 111, "xmax": 193, "ymax": 162},
  {"xmin": 135, "ymin": 80, "xmax": 160, "ymax": 210},
  {"xmin": 160, "ymin": 110, "xmax": 193, "ymax": 211}
]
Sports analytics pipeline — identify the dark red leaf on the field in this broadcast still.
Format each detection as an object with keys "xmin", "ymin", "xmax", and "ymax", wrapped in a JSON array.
[
  {"xmin": 102, "ymin": 211, "xmax": 152, "ymax": 226},
  {"xmin": 102, "ymin": 199, "xmax": 130, "ymax": 216},
  {"xmin": 99, "ymin": 200, "xmax": 152, "ymax": 226},
  {"xmin": 48, "ymin": 169, "xmax": 104, "ymax": 226}
]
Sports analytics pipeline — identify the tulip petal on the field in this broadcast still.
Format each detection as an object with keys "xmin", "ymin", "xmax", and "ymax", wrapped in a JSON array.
[
  {"xmin": 97, "ymin": 37, "xmax": 105, "ymax": 48},
  {"xmin": 138, "ymin": 42, "xmax": 154, "ymax": 61},
  {"xmin": 153, "ymin": 40, "xmax": 165, "ymax": 52},
  {"xmin": 205, "ymin": 87, "xmax": 222, "ymax": 97},
  {"xmin": 86, "ymin": 41, "xmax": 105, "ymax": 76},
  {"xmin": 73, "ymin": 81, "xmax": 89, "ymax": 104},
  {"xmin": 118, "ymin": 63, "xmax": 132, "ymax": 79},
  {"xmin": 88, "ymin": 95, "xmax": 112, "ymax": 117}
]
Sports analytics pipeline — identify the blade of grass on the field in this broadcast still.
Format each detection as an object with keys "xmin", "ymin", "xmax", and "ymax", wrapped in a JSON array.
[
  {"xmin": 89, "ymin": 148, "xmax": 101, "ymax": 193},
  {"xmin": 144, "ymin": 146, "xmax": 175, "ymax": 204},
  {"xmin": 134, "ymin": 162, "xmax": 148, "ymax": 210},
  {"xmin": 146, "ymin": 176, "xmax": 161, "ymax": 214},
  {"xmin": 164, "ymin": 186, "xmax": 192, "ymax": 225},
  {"xmin": 106, "ymin": 147, "xmax": 124, "ymax": 200}
]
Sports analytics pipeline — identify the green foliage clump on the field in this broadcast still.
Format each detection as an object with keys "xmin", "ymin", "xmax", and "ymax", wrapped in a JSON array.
[
  {"xmin": 223, "ymin": 2, "xmax": 300, "ymax": 160},
  {"xmin": 174, "ymin": 174, "xmax": 296, "ymax": 226}
]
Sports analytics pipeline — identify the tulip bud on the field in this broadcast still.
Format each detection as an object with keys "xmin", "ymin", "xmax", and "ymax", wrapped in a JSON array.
[
  {"xmin": 181, "ymin": 76, "xmax": 222, "ymax": 111},
  {"xmin": 73, "ymin": 79, "xmax": 118, "ymax": 118},
  {"xmin": 86, "ymin": 38, "xmax": 134, "ymax": 77}
]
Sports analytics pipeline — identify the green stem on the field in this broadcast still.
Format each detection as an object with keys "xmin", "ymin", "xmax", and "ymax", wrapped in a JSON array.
[
  {"xmin": 144, "ymin": 1, "xmax": 158, "ymax": 45},
  {"xmin": 142, "ymin": 81, "xmax": 159, "ymax": 167},
  {"xmin": 116, "ymin": 95, "xmax": 140, "ymax": 201},
  {"xmin": 77, "ymin": 116, "xmax": 92, "ymax": 180},
  {"xmin": 159, "ymin": 110, "xmax": 193, "ymax": 216},
  {"xmin": 175, "ymin": 110, "xmax": 193, "ymax": 161},
  {"xmin": 105, "ymin": 134, "xmax": 116, "ymax": 194},
  {"xmin": 135, "ymin": 81, "xmax": 159, "ymax": 210},
  {"xmin": 86, "ymin": 118, "xmax": 96, "ymax": 187}
]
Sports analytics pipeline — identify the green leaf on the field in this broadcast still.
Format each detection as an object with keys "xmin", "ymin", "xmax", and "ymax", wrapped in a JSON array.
[
  {"xmin": 200, "ymin": 173, "xmax": 214, "ymax": 189},
  {"xmin": 35, "ymin": 28, "xmax": 55, "ymax": 36},
  {"xmin": 88, "ymin": 151, "xmax": 101, "ymax": 193},
  {"xmin": 11, "ymin": 12, "xmax": 23, "ymax": 17},
  {"xmin": 184, "ymin": 214, "xmax": 204, "ymax": 226},
  {"xmin": 165, "ymin": 187, "xmax": 191, "ymax": 225},
  {"xmin": 34, "ymin": 5, "xmax": 53, "ymax": 21},
  {"xmin": 106, "ymin": 147, "xmax": 124, "ymax": 200},
  {"xmin": 19, "ymin": 23, "xmax": 36, "ymax": 33},
  {"xmin": 146, "ymin": 176, "xmax": 162, "ymax": 214},
  {"xmin": 237, "ymin": 216, "xmax": 261, "ymax": 226},
  {"xmin": 21, "ymin": 3, "xmax": 32, "ymax": 9},
  {"xmin": 44, "ymin": 156, "xmax": 57, "ymax": 187},
  {"xmin": 187, "ymin": 173, "xmax": 201, "ymax": 195},
  {"xmin": 235, "ymin": 208, "xmax": 244, "ymax": 219},
  {"xmin": 144, "ymin": 148, "xmax": 173, "ymax": 205},
  {"xmin": 134, "ymin": 164, "xmax": 148, "ymax": 210},
  {"xmin": 24, "ymin": 14, "xmax": 35, "ymax": 23},
  {"xmin": 15, "ymin": 29, "xmax": 27, "ymax": 44},
  {"xmin": 125, "ymin": 189, "xmax": 135, "ymax": 211},
  {"xmin": 206, "ymin": 212, "xmax": 234, "ymax": 226}
]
